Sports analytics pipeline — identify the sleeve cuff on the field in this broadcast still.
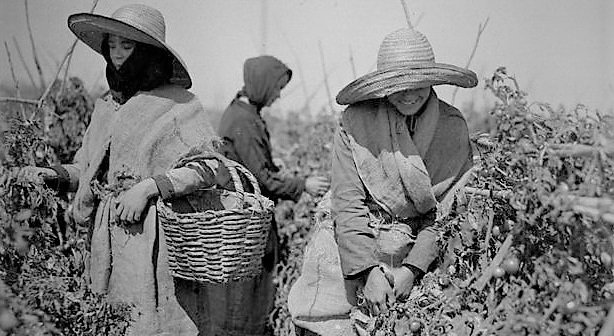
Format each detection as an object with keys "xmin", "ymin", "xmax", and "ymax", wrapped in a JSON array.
[
  {"xmin": 47, "ymin": 165, "xmax": 70, "ymax": 192},
  {"xmin": 402, "ymin": 263, "xmax": 425, "ymax": 278},
  {"xmin": 152, "ymin": 174, "xmax": 175, "ymax": 200}
]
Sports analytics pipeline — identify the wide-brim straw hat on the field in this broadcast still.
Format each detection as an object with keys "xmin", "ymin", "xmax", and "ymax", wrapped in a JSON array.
[
  {"xmin": 68, "ymin": 4, "xmax": 192, "ymax": 88},
  {"xmin": 336, "ymin": 28, "xmax": 478, "ymax": 105}
]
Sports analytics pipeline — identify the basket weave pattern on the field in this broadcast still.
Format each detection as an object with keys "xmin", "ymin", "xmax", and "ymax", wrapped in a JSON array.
[{"xmin": 157, "ymin": 154, "xmax": 274, "ymax": 283}]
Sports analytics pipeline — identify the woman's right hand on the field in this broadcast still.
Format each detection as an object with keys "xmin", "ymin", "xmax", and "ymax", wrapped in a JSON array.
[
  {"xmin": 18, "ymin": 166, "xmax": 57, "ymax": 183},
  {"xmin": 305, "ymin": 175, "xmax": 330, "ymax": 197},
  {"xmin": 363, "ymin": 266, "xmax": 394, "ymax": 315}
]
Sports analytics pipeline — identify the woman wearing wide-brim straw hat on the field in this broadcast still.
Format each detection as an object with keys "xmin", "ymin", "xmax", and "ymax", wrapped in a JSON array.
[
  {"xmin": 289, "ymin": 27, "xmax": 477, "ymax": 335},
  {"xmin": 18, "ymin": 4, "xmax": 228, "ymax": 335}
]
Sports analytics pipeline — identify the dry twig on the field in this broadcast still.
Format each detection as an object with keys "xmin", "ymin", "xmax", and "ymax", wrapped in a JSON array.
[
  {"xmin": 548, "ymin": 144, "xmax": 614, "ymax": 157},
  {"xmin": 4, "ymin": 41, "xmax": 28, "ymax": 120},
  {"xmin": 464, "ymin": 187, "xmax": 512, "ymax": 200},
  {"xmin": 12, "ymin": 36, "xmax": 38, "ymax": 91},
  {"xmin": 318, "ymin": 40, "xmax": 334, "ymax": 112},
  {"xmin": 24, "ymin": 0, "xmax": 46, "ymax": 89},
  {"xmin": 349, "ymin": 45, "xmax": 357, "ymax": 80},
  {"xmin": 451, "ymin": 18, "xmax": 489, "ymax": 105},
  {"xmin": 400, "ymin": 0, "xmax": 413, "ymax": 28},
  {"xmin": 37, "ymin": 0, "xmax": 100, "ymax": 110},
  {"xmin": 474, "ymin": 234, "xmax": 514, "ymax": 291}
]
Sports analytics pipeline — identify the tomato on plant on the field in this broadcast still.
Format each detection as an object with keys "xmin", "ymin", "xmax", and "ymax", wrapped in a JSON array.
[
  {"xmin": 409, "ymin": 320, "xmax": 421, "ymax": 332},
  {"xmin": 491, "ymin": 225, "xmax": 500, "ymax": 238},
  {"xmin": 493, "ymin": 267, "xmax": 506, "ymax": 278},
  {"xmin": 502, "ymin": 257, "xmax": 520, "ymax": 274},
  {"xmin": 558, "ymin": 182, "xmax": 570, "ymax": 192},
  {"xmin": 600, "ymin": 252, "xmax": 612, "ymax": 267}
]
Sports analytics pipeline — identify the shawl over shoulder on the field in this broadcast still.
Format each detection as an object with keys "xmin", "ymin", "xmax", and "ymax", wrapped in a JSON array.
[{"xmin": 71, "ymin": 84, "xmax": 217, "ymax": 223}]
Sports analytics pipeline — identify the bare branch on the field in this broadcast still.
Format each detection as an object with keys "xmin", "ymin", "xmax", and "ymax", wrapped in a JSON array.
[
  {"xmin": 474, "ymin": 234, "xmax": 514, "ymax": 291},
  {"xmin": 549, "ymin": 144, "xmax": 614, "ymax": 157},
  {"xmin": 464, "ymin": 186, "xmax": 512, "ymax": 200},
  {"xmin": 12, "ymin": 37, "xmax": 38, "ymax": 91},
  {"xmin": 318, "ymin": 40, "xmax": 334, "ymax": 112},
  {"xmin": 348, "ymin": 45, "xmax": 357, "ymax": 80},
  {"xmin": 400, "ymin": 0, "xmax": 413, "ymax": 29},
  {"xmin": 451, "ymin": 18, "xmax": 489, "ymax": 105},
  {"xmin": 24, "ymin": 0, "xmax": 46, "ymax": 90},
  {"xmin": 414, "ymin": 12, "xmax": 424, "ymax": 28},
  {"xmin": 4, "ymin": 41, "xmax": 28, "ymax": 120},
  {"xmin": 58, "ymin": 0, "xmax": 100, "ymax": 98},
  {"xmin": 38, "ymin": 0, "xmax": 100, "ymax": 108},
  {"xmin": 275, "ymin": 18, "xmax": 310, "ymax": 112},
  {"xmin": 0, "ymin": 97, "xmax": 39, "ymax": 105}
]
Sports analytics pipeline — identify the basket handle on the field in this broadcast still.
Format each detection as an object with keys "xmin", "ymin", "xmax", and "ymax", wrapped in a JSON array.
[
  {"xmin": 217, "ymin": 156, "xmax": 262, "ymax": 196},
  {"xmin": 173, "ymin": 151, "xmax": 263, "ymax": 197}
]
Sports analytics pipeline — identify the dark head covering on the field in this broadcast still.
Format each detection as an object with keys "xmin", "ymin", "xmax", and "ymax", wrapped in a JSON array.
[
  {"xmin": 101, "ymin": 35, "xmax": 173, "ymax": 104},
  {"xmin": 239, "ymin": 55, "xmax": 292, "ymax": 110}
]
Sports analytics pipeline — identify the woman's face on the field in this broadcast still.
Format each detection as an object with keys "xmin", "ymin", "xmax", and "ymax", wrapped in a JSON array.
[
  {"xmin": 387, "ymin": 87, "xmax": 431, "ymax": 116},
  {"xmin": 108, "ymin": 34, "xmax": 136, "ymax": 70},
  {"xmin": 265, "ymin": 73, "xmax": 290, "ymax": 107}
]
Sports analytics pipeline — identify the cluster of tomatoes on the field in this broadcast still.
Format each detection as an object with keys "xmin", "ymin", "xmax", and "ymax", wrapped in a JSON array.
[{"xmin": 493, "ymin": 255, "xmax": 520, "ymax": 279}]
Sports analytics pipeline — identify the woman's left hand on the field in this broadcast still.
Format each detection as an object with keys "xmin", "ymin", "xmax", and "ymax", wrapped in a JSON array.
[
  {"xmin": 391, "ymin": 266, "xmax": 416, "ymax": 301},
  {"xmin": 115, "ymin": 178, "xmax": 158, "ymax": 224}
]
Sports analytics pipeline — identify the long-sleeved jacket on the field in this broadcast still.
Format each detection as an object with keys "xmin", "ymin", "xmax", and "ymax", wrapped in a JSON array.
[
  {"xmin": 332, "ymin": 97, "xmax": 473, "ymax": 278},
  {"xmin": 217, "ymin": 98, "xmax": 305, "ymax": 203}
]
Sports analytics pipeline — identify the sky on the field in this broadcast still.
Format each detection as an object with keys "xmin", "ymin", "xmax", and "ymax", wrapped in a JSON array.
[{"xmin": 0, "ymin": 0, "xmax": 612, "ymax": 115}]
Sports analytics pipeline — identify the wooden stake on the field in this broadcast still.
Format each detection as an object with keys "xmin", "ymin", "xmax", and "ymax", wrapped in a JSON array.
[
  {"xmin": 451, "ymin": 18, "xmax": 489, "ymax": 105},
  {"xmin": 24, "ymin": 0, "xmax": 46, "ymax": 90},
  {"xmin": 37, "ymin": 0, "xmax": 100, "ymax": 110},
  {"xmin": 4, "ymin": 41, "xmax": 28, "ymax": 120},
  {"xmin": 399, "ymin": 0, "xmax": 413, "ymax": 28},
  {"xmin": 349, "ymin": 45, "xmax": 357, "ymax": 79},
  {"xmin": 318, "ymin": 40, "xmax": 334, "ymax": 112},
  {"xmin": 12, "ymin": 36, "xmax": 38, "ymax": 92},
  {"xmin": 474, "ymin": 234, "xmax": 513, "ymax": 291}
]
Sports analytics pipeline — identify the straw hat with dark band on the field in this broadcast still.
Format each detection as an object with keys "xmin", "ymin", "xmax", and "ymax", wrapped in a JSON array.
[
  {"xmin": 336, "ymin": 28, "xmax": 478, "ymax": 105},
  {"xmin": 68, "ymin": 4, "xmax": 192, "ymax": 88}
]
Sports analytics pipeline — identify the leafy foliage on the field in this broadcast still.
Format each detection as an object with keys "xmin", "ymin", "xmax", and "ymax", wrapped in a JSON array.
[{"xmin": 0, "ymin": 81, "xmax": 131, "ymax": 335}]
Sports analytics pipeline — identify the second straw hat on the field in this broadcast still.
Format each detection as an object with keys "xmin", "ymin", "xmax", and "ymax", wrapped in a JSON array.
[{"xmin": 336, "ymin": 28, "xmax": 478, "ymax": 105}]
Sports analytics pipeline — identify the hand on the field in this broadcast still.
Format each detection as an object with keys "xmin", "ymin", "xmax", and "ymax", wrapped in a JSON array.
[
  {"xmin": 18, "ymin": 166, "xmax": 57, "ymax": 183},
  {"xmin": 305, "ymin": 175, "xmax": 330, "ymax": 197},
  {"xmin": 391, "ymin": 266, "xmax": 416, "ymax": 301},
  {"xmin": 115, "ymin": 178, "xmax": 158, "ymax": 224},
  {"xmin": 363, "ymin": 267, "xmax": 394, "ymax": 315}
]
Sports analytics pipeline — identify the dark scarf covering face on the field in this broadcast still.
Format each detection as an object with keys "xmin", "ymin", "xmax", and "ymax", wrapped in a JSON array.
[
  {"xmin": 238, "ymin": 55, "xmax": 292, "ymax": 111},
  {"xmin": 101, "ymin": 35, "xmax": 173, "ymax": 104}
]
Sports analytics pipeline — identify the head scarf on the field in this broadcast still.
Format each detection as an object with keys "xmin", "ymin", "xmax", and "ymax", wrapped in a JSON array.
[
  {"xmin": 238, "ymin": 55, "xmax": 292, "ymax": 111},
  {"xmin": 102, "ymin": 35, "xmax": 173, "ymax": 104}
]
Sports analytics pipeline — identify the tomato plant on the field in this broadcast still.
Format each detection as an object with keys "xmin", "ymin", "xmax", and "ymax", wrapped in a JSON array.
[{"xmin": 1, "ymin": 80, "xmax": 131, "ymax": 335}]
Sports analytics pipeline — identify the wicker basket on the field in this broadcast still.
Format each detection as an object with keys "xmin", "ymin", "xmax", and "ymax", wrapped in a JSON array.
[{"xmin": 157, "ymin": 153, "xmax": 274, "ymax": 284}]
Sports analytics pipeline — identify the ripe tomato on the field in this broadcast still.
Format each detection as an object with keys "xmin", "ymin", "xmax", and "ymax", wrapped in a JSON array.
[
  {"xmin": 491, "ymin": 225, "xmax": 501, "ymax": 238},
  {"xmin": 502, "ymin": 257, "xmax": 520, "ymax": 274},
  {"xmin": 600, "ymin": 252, "xmax": 612, "ymax": 267},
  {"xmin": 558, "ymin": 182, "xmax": 570, "ymax": 192},
  {"xmin": 493, "ymin": 267, "xmax": 506, "ymax": 278},
  {"xmin": 409, "ymin": 320, "xmax": 421, "ymax": 332}
]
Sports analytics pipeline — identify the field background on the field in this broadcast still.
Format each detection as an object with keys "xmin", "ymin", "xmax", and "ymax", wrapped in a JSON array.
[{"xmin": 1, "ymin": 1, "xmax": 614, "ymax": 336}]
